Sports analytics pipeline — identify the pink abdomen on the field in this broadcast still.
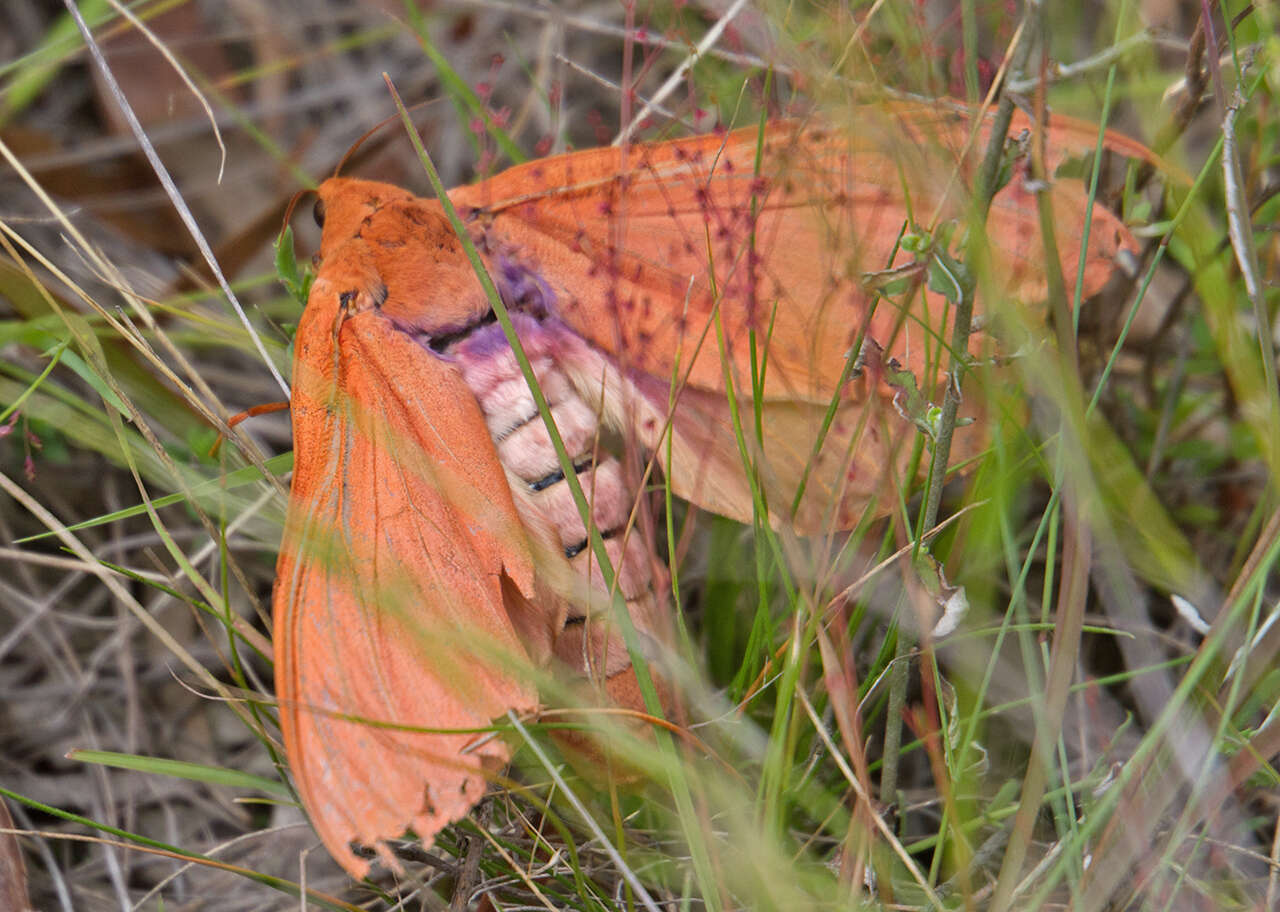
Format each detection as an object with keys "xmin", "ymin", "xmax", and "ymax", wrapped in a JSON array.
[{"xmin": 443, "ymin": 311, "xmax": 666, "ymax": 680}]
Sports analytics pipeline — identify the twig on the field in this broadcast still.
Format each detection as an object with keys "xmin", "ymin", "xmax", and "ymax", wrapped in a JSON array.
[
  {"xmin": 1005, "ymin": 29, "xmax": 1161, "ymax": 93},
  {"xmin": 879, "ymin": 0, "xmax": 1038, "ymax": 813},
  {"xmin": 613, "ymin": 0, "xmax": 751, "ymax": 144},
  {"xmin": 1221, "ymin": 84, "xmax": 1277, "ymax": 411}
]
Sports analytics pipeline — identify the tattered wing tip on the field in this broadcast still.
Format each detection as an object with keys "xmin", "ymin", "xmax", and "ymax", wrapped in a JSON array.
[{"xmin": 305, "ymin": 740, "xmax": 519, "ymax": 881}]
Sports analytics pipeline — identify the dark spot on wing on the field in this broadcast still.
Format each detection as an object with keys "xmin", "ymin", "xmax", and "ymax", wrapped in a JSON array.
[{"xmin": 428, "ymin": 309, "xmax": 498, "ymax": 353}]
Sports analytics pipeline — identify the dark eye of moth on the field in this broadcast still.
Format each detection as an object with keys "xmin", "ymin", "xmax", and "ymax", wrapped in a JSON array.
[{"xmin": 312, "ymin": 198, "xmax": 326, "ymax": 228}]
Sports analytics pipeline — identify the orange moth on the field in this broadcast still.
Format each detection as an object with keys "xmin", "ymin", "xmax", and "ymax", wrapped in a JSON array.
[{"xmin": 274, "ymin": 99, "xmax": 1141, "ymax": 877}]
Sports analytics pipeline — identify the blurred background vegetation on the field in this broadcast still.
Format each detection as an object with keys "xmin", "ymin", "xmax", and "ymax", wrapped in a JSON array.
[{"xmin": 1, "ymin": 1, "xmax": 1277, "ymax": 910}]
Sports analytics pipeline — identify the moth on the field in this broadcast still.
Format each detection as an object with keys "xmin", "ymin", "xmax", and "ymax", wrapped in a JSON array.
[{"xmin": 273, "ymin": 101, "xmax": 1140, "ymax": 877}]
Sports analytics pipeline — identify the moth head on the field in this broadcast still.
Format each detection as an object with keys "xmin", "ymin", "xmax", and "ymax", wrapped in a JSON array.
[
  {"xmin": 354, "ymin": 198, "xmax": 497, "ymax": 340},
  {"xmin": 310, "ymin": 179, "xmax": 492, "ymax": 341},
  {"xmin": 313, "ymin": 177, "xmax": 416, "ymax": 264}
]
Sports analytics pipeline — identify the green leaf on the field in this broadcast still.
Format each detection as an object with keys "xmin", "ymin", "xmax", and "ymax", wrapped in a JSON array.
[
  {"xmin": 69, "ymin": 749, "xmax": 290, "ymax": 797},
  {"xmin": 926, "ymin": 243, "xmax": 972, "ymax": 304},
  {"xmin": 16, "ymin": 451, "xmax": 292, "ymax": 543},
  {"xmin": 274, "ymin": 226, "xmax": 312, "ymax": 307}
]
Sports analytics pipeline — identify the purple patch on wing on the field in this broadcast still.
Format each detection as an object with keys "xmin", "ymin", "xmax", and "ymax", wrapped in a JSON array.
[
  {"xmin": 453, "ymin": 318, "xmax": 523, "ymax": 361},
  {"xmin": 495, "ymin": 254, "xmax": 556, "ymax": 315},
  {"xmin": 452, "ymin": 312, "xmax": 556, "ymax": 360}
]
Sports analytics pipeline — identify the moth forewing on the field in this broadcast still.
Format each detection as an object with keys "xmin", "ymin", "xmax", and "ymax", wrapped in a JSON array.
[{"xmin": 276, "ymin": 257, "xmax": 544, "ymax": 877}]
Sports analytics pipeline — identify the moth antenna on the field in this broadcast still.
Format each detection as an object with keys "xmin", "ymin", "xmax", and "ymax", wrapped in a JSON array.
[
  {"xmin": 334, "ymin": 98, "xmax": 439, "ymax": 179},
  {"xmin": 281, "ymin": 187, "xmax": 309, "ymax": 234}
]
